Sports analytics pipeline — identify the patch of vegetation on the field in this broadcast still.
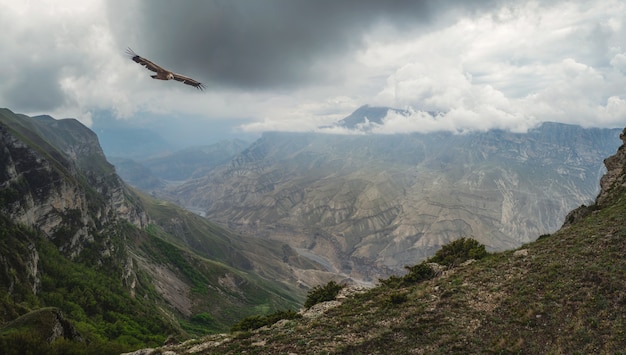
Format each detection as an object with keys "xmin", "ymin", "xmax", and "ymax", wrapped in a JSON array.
[
  {"xmin": 385, "ymin": 292, "xmax": 408, "ymax": 306},
  {"xmin": 426, "ymin": 237, "xmax": 488, "ymax": 266},
  {"xmin": 303, "ymin": 280, "xmax": 344, "ymax": 309},
  {"xmin": 0, "ymin": 216, "xmax": 173, "ymax": 352},
  {"xmin": 0, "ymin": 331, "xmax": 129, "ymax": 355},
  {"xmin": 380, "ymin": 262, "xmax": 436, "ymax": 289},
  {"xmin": 230, "ymin": 310, "xmax": 301, "ymax": 332},
  {"xmin": 147, "ymin": 227, "xmax": 210, "ymax": 293}
]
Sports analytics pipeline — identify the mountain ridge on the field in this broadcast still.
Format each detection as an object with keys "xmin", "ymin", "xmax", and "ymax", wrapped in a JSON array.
[
  {"xmin": 166, "ymin": 115, "xmax": 621, "ymax": 281},
  {"xmin": 0, "ymin": 108, "xmax": 324, "ymax": 352}
]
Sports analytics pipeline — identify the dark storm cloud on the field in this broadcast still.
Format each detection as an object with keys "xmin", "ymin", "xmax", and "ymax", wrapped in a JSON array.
[
  {"xmin": 108, "ymin": 0, "xmax": 498, "ymax": 90},
  {"xmin": 3, "ymin": 66, "xmax": 66, "ymax": 112}
]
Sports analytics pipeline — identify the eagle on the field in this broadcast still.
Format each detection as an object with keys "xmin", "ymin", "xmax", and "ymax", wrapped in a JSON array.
[{"xmin": 126, "ymin": 48, "xmax": 206, "ymax": 90}]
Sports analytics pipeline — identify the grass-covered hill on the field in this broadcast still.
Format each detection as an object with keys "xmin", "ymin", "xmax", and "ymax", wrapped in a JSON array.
[
  {"xmin": 141, "ymin": 128, "xmax": 626, "ymax": 354},
  {"xmin": 0, "ymin": 108, "xmax": 324, "ymax": 354}
]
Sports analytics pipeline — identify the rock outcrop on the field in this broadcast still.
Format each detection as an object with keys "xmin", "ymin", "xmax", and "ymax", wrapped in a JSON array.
[
  {"xmin": 597, "ymin": 128, "xmax": 626, "ymax": 205},
  {"xmin": 563, "ymin": 127, "xmax": 626, "ymax": 227}
]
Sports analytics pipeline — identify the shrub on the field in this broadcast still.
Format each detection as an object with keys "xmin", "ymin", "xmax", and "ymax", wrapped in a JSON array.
[
  {"xmin": 537, "ymin": 233, "xmax": 551, "ymax": 240},
  {"xmin": 427, "ymin": 237, "xmax": 488, "ymax": 267},
  {"xmin": 403, "ymin": 263, "xmax": 436, "ymax": 284},
  {"xmin": 387, "ymin": 292, "xmax": 408, "ymax": 306},
  {"xmin": 230, "ymin": 315, "xmax": 265, "ymax": 333},
  {"xmin": 304, "ymin": 281, "xmax": 344, "ymax": 309},
  {"xmin": 379, "ymin": 275, "xmax": 404, "ymax": 289},
  {"xmin": 230, "ymin": 310, "xmax": 301, "ymax": 332},
  {"xmin": 379, "ymin": 263, "xmax": 435, "ymax": 289}
]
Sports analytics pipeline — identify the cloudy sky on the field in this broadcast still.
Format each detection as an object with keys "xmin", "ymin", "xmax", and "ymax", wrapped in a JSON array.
[{"xmin": 0, "ymin": 0, "xmax": 625, "ymax": 142}]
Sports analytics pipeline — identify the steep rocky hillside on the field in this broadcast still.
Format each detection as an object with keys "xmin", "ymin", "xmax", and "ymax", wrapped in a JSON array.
[
  {"xmin": 168, "ymin": 116, "xmax": 621, "ymax": 281},
  {"xmin": 130, "ymin": 127, "xmax": 626, "ymax": 354},
  {"xmin": 0, "ymin": 108, "xmax": 325, "ymax": 353}
]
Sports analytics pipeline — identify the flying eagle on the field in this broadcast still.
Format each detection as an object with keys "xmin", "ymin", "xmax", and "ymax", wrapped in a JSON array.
[{"xmin": 126, "ymin": 48, "xmax": 206, "ymax": 90}]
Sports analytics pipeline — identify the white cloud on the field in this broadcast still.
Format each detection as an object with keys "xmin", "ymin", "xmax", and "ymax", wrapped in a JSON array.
[
  {"xmin": 0, "ymin": 0, "xmax": 624, "ymax": 141},
  {"xmin": 362, "ymin": 1, "xmax": 626, "ymax": 134}
]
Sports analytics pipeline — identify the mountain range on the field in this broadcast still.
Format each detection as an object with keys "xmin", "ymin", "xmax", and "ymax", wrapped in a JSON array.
[
  {"xmin": 126, "ymin": 126, "xmax": 626, "ymax": 354},
  {"xmin": 160, "ymin": 107, "xmax": 621, "ymax": 282}
]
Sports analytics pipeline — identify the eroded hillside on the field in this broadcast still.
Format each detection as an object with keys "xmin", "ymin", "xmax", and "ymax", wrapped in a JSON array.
[{"xmin": 168, "ymin": 119, "xmax": 621, "ymax": 281}]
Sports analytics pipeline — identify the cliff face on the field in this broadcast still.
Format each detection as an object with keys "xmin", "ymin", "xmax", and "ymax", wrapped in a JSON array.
[
  {"xmin": 597, "ymin": 128, "xmax": 626, "ymax": 205},
  {"xmin": 0, "ymin": 111, "xmax": 147, "ymax": 259},
  {"xmin": 563, "ymin": 127, "xmax": 626, "ymax": 227}
]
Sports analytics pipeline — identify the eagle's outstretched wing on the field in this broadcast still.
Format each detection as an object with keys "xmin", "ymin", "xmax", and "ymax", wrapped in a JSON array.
[
  {"xmin": 172, "ymin": 73, "xmax": 206, "ymax": 90},
  {"xmin": 126, "ymin": 48, "xmax": 164, "ymax": 73}
]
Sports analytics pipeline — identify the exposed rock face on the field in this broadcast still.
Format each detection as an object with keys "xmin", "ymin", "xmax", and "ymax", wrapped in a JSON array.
[
  {"xmin": 44, "ymin": 308, "xmax": 83, "ymax": 343},
  {"xmin": 563, "ymin": 127, "xmax": 626, "ymax": 227},
  {"xmin": 169, "ymin": 121, "xmax": 621, "ymax": 281},
  {"xmin": 597, "ymin": 128, "xmax": 626, "ymax": 206},
  {"xmin": 0, "ymin": 112, "xmax": 148, "ymax": 257},
  {"xmin": 0, "ymin": 109, "xmax": 146, "ymax": 302}
]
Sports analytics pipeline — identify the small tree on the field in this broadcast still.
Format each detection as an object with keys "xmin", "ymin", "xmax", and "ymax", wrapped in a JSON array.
[
  {"xmin": 403, "ymin": 262, "xmax": 436, "ymax": 284},
  {"xmin": 304, "ymin": 280, "xmax": 344, "ymax": 309},
  {"xmin": 427, "ymin": 237, "xmax": 488, "ymax": 267}
]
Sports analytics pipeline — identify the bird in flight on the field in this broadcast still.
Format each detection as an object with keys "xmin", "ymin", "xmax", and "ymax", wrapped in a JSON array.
[{"xmin": 126, "ymin": 48, "xmax": 206, "ymax": 90}]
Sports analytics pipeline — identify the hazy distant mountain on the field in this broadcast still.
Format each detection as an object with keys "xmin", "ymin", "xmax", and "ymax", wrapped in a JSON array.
[
  {"xmin": 142, "ymin": 140, "xmax": 250, "ymax": 181},
  {"xmin": 167, "ymin": 110, "xmax": 622, "ymax": 282},
  {"xmin": 109, "ymin": 140, "xmax": 249, "ymax": 193},
  {"xmin": 338, "ymin": 105, "xmax": 407, "ymax": 128},
  {"xmin": 92, "ymin": 110, "xmax": 259, "ymax": 161},
  {"xmin": 107, "ymin": 156, "xmax": 167, "ymax": 190},
  {"xmin": 96, "ymin": 126, "xmax": 174, "ymax": 160},
  {"xmin": 337, "ymin": 105, "xmax": 437, "ymax": 130}
]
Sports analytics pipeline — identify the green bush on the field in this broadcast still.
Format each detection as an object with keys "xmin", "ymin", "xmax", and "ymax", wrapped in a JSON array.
[
  {"xmin": 304, "ymin": 281, "xmax": 344, "ymax": 309},
  {"xmin": 379, "ymin": 263, "xmax": 435, "ymax": 289},
  {"xmin": 427, "ymin": 237, "xmax": 488, "ymax": 267},
  {"xmin": 378, "ymin": 275, "xmax": 404, "ymax": 289},
  {"xmin": 404, "ymin": 263, "xmax": 436, "ymax": 284},
  {"xmin": 230, "ymin": 310, "xmax": 301, "ymax": 332},
  {"xmin": 387, "ymin": 292, "xmax": 408, "ymax": 306}
]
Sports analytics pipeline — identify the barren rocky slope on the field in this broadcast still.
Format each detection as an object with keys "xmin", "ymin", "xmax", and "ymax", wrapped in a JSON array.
[{"xmin": 169, "ymin": 117, "xmax": 621, "ymax": 281}]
